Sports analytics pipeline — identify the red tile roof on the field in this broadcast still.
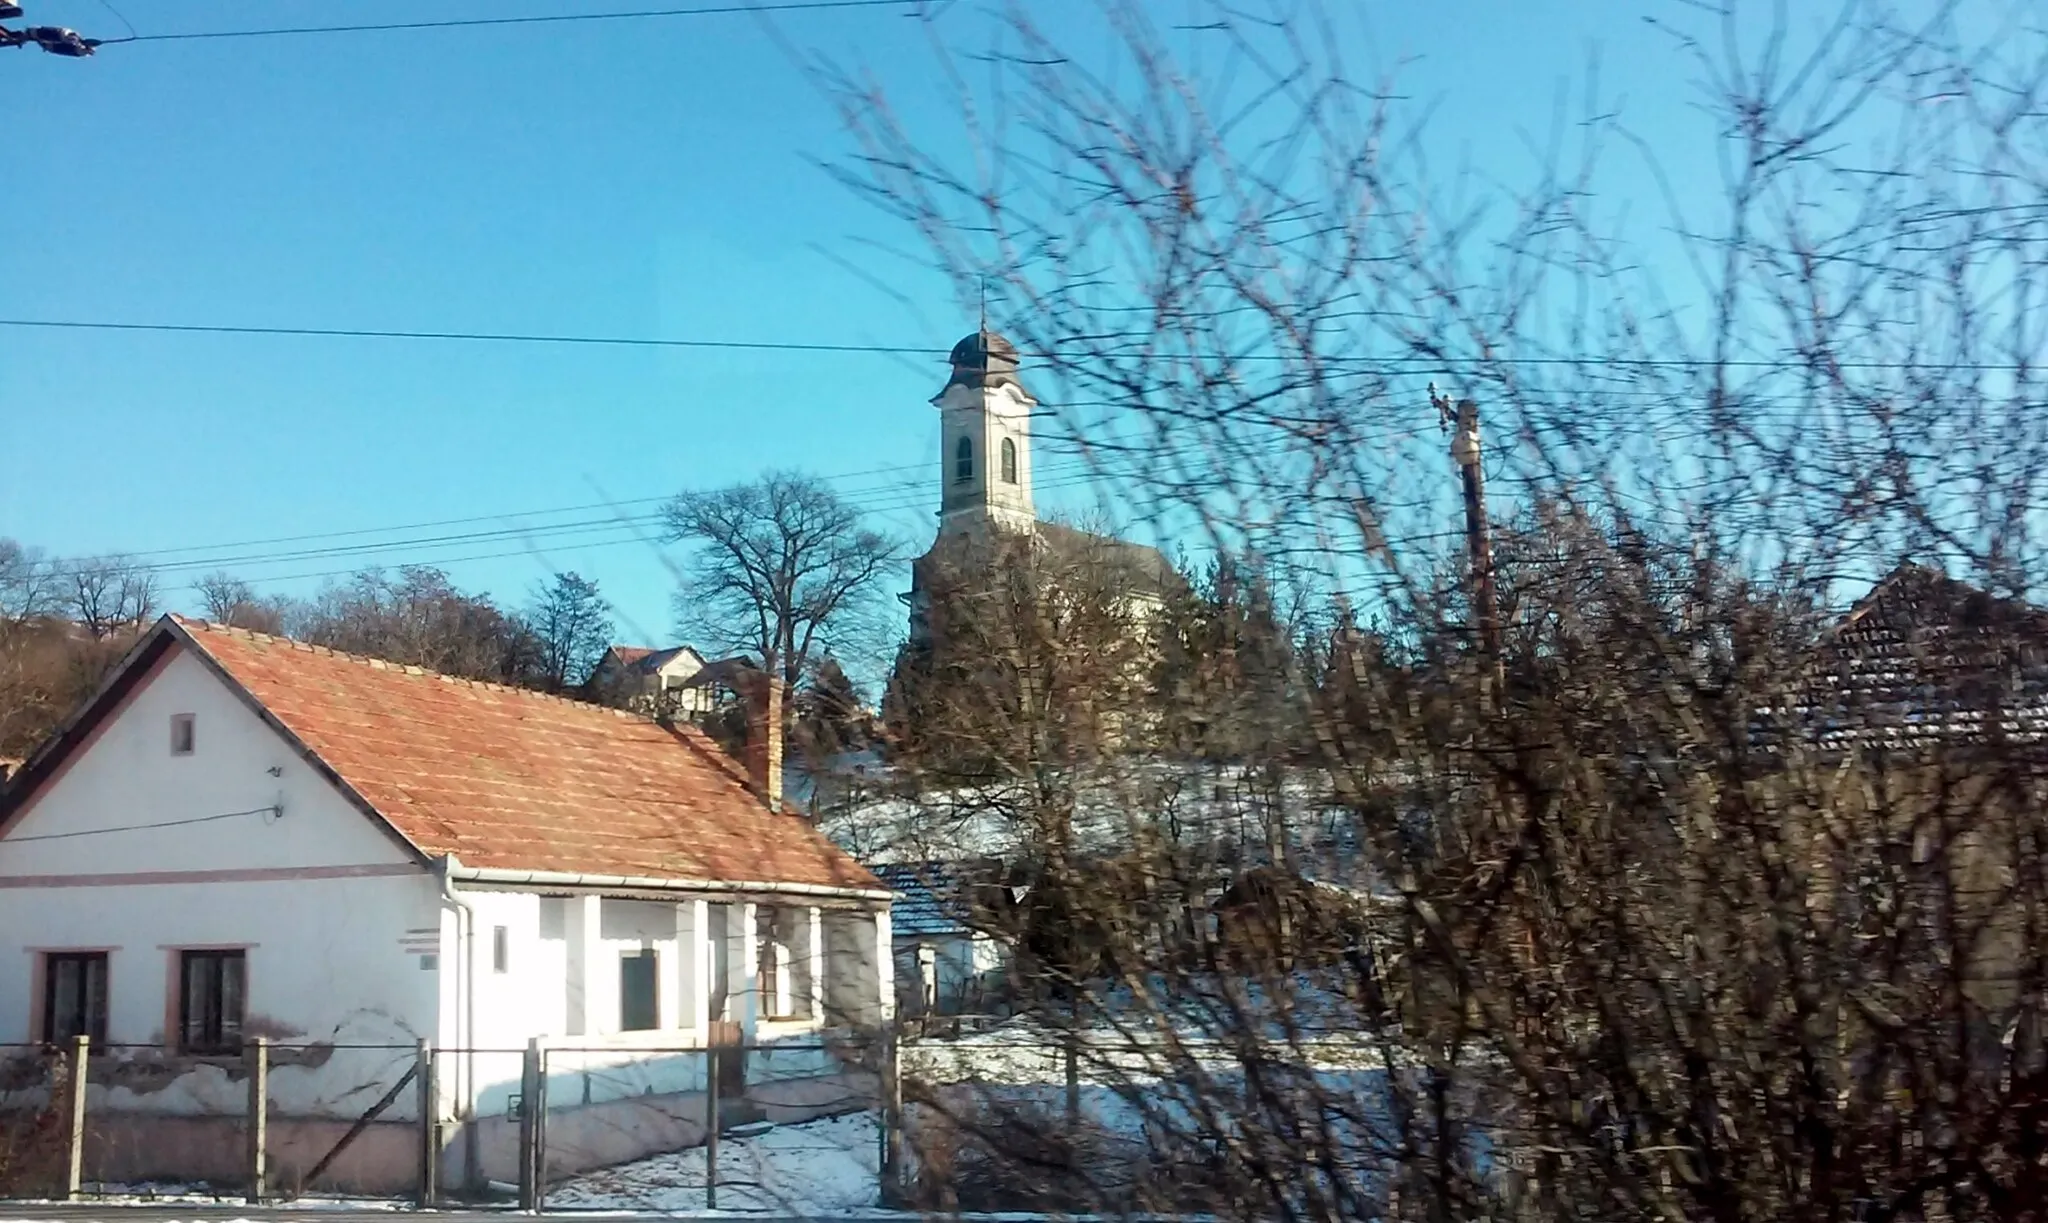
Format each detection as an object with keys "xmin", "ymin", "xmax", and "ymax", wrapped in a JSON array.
[
  {"xmin": 172, "ymin": 618, "xmax": 881, "ymax": 893},
  {"xmin": 606, "ymin": 646, "xmax": 657, "ymax": 666}
]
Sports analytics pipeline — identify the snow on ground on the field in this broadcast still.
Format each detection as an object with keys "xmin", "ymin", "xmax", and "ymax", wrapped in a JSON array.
[
  {"xmin": 5, "ymin": 1185, "xmax": 408, "ymax": 1210},
  {"xmin": 547, "ymin": 1111, "xmax": 881, "ymax": 1213},
  {"xmin": 903, "ymin": 1016, "xmax": 1405, "ymax": 1088}
]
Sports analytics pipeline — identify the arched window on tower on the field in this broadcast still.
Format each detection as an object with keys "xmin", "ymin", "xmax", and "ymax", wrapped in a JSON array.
[
  {"xmin": 1000, "ymin": 437, "xmax": 1018, "ymax": 484},
  {"xmin": 954, "ymin": 436, "xmax": 973, "ymax": 483}
]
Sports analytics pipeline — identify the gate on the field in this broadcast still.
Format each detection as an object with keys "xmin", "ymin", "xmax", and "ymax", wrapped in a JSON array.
[{"xmin": 708, "ymin": 1020, "xmax": 744, "ymax": 1098}]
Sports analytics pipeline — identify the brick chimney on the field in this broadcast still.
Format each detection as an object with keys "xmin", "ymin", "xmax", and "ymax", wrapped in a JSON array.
[{"xmin": 744, "ymin": 670, "xmax": 784, "ymax": 811}]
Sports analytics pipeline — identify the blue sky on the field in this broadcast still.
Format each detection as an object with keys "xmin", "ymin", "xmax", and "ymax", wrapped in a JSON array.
[{"xmin": 0, "ymin": 0, "xmax": 1945, "ymax": 652}]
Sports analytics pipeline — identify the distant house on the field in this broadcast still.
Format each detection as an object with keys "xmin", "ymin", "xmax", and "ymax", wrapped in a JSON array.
[
  {"xmin": 0, "ymin": 616, "xmax": 894, "ymax": 1193},
  {"xmin": 873, "ymin": 862, "xmax": 1008, "ymax": 1018},
  {"xmin": 587, "ymin": 643, "xmax": 715, "ymax": 717}
]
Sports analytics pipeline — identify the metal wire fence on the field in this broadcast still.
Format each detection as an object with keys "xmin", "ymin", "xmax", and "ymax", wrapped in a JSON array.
[
  {"xmin": 0, "ymin": 1030, "xmax": 903, "ymax": 1210},
  {"xmin": 1, "ymin": 1027, "xmax": 1447, "ymax": 1216}
]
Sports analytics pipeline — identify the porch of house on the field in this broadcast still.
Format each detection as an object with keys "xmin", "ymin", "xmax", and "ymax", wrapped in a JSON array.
[{"xmin": 440, "ymin": 887, "xmax": 898, "ymax": 1194}]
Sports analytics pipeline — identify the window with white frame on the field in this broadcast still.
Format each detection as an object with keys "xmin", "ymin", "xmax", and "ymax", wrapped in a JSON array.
[
  {"xmin": 619, "ymin": 949, "xmax": 659, "ymax": 1031},
  {"xmin": 754, "ymin": 907, "xmax": 812, "ymax": 1019}
]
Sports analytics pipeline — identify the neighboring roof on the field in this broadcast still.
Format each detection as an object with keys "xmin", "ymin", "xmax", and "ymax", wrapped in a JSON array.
[
  {"xmin": 1773, "ymin": 562, "xmax": 2048, "ymax": 749},
  {"xmin": 679, "ymin": 654, "xmax": 764, "ymax": 691},
  {"xmin": 873, "ymin": 861, "xmax": 983, "ymax": 937},
  {"xmin": 2, "ymin": 617, "xmax": 882, "ymax": 894},
  {"xmin": 1032, "ymin": 521, "xmax": 1177, "ymax": 595},
  {"xmin": 603, "ymin": 644, "xmax": 706, "ymax": 677},
  {"xmin": 909, "ymin": 520, "xmax": 1179, "ymax": 603}
]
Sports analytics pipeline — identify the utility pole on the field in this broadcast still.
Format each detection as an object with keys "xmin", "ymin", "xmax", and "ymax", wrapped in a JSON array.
[
  {"xmin": 0, "ymin": 3, "xmax": 105, "ymax": 56},
  {"xmin": 1434, "ymin": 385, "xmax": 1504, "ymax": 706}
]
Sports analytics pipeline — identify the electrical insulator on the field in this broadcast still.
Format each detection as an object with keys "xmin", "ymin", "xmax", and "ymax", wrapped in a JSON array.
[{"xmin": 30, "ymin": 26, "xmax": 95, "ymax": 55}]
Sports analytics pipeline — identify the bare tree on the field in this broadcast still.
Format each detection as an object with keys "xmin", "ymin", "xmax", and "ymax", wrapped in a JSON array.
[
  {"xmin": 523, "ymin": 571, "xmax": 615, "ymax": 693},
  {"xmin": 67, "ymin": 556, "xmax": 157, "ymax": 640},
  {"xmin": 664, "ymin": 470, "xmax": 901, "ymax": 692},
  {"xmin": 1, "ymin": 542, "xmax": 149, "ymax": 760},
  {"xmin": 294, "ymin": 565, "xmax": 544, "ymax": 686},
  {"xmin": 0, "ymin": 540, "xmax": 55, "ymax": 633},
  {"xmin": 195, "ymin": 571, "xmax": 288, "ymax": 634},
  {"xmin": 813, "ymin": 2, "xmax": 2048, "ymax": 1220}
]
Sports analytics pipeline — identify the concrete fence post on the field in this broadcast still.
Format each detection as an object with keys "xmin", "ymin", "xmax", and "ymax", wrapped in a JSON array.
[
  {"xmin": 1064, "ymin": 1026, "xmax": 1082, "ymax": 1131},
  {"xmin": 516, "ymin": 1039, "xmax": 540, "ymax": 1211},
  {"xmin": 63, "ymin": 1034, "xmax": 89, "ymax": 1201},
  {"xmin": 533, "ymin": 1043, "xmax": 551, "ymax": 1210},
  {"xmin": 245, "ymin": 1037, "xmax": 269, "ymax": 1205},
  {"xmin": 705, "ymin": 1044, "xmax": 721, "ymax": 1211},
  {"xmin": 415, "ymin": 1039, "xmax": 437, "ymax": 1207},
  {"xmin": 880, "ymin": 1023, "xmax": 904, "ymax": 1207}
]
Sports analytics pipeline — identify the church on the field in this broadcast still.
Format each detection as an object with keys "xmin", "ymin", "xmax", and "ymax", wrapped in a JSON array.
[
  {"xmin": 901, "ymin": 327, "xmax": 1175, "ymax": 649},
  {"xmin": 888, "ymin": 328, "xmax": 1177, "ymax": 761}
]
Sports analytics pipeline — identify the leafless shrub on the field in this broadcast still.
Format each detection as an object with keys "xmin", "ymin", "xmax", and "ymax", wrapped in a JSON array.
[{"xmin": 821, "ymin": 1, "xmax": 2048, "ymax": 1219}]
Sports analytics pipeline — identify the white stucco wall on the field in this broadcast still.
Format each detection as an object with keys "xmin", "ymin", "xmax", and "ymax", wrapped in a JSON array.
[{"xmin": 0, "ymin": 644, "xmax": 441, "ymax": 1118}]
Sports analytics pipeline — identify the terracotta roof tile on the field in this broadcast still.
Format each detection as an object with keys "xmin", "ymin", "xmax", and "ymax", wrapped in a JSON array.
[
  {"xmin": 173, "ymin": 618, "xmax": 880, "ymax": 893},
  {"xmin": 608, "ymin": 646, "xmax": 657, "ymax": 666}
]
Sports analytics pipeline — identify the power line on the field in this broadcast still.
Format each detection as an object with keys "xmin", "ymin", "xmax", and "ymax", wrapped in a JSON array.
[
  {"xmin": 28, "ymin": 464, "xmax": 1118, "ymax": 583},
  {"xmin": 0, "ymin": 317, "xmax": 940, "ymax": 357},
  {"xmin": 109, "ymin": 0, "xmax": 923, "ymax": 45},
  {"xmin": 5, "ymin": 316, "xmax": 2034, "ymax": 373},
  {"xmin": 47, "ymin": 452, "xmax": 964, "ymax": 565},
  {"xmin": 33, "ymin": 460, "xmax": 1106, "ymax": 577},
  {"xmin": 4, "ymin": 804, "xmax": 280, "ymax": 844}
]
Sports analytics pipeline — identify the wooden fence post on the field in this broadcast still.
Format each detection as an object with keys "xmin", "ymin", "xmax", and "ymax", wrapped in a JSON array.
[
  {"xmin": 415, "ymin": 1039, "xmax": 437, "ymax": 1207},
  {"xmin": 63, "ymin": 1034, "xmax": 89, "ymax": 1201},
  {"xmin": 245, "ymin": 1037, "xmax": 268, "ymax": 1205}
]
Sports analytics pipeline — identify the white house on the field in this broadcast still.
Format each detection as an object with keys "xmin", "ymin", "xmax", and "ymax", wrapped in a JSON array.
[
  {"xmin": 587, "ymin": 643, "xmax": 715, "ymax": 717},
  {"xmin": 872, "ymin": 863, "xmax": 1008, "ymax": 1019},
  {"xmin": 0, "ymin": 615, "xmax": 893, "ymax": 1193}
]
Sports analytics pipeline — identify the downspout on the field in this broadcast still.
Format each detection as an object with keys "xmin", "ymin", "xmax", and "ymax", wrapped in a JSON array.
[{"xmin": 435, "ymin": 854, "xmax": 481, "ymax": 1192}]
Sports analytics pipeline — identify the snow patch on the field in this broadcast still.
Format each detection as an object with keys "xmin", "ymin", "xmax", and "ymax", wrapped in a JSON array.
[{"xmin": 548, "ymin": 1111, "xmax": 881, "ymax": 1213}]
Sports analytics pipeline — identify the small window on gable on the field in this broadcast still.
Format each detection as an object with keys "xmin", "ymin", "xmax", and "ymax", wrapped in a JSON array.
[
  {"xmin": 954, "ymin": 436, "xmax": 974, "ymax": 483},
  {"xmin": 170, "ymin": 714, "xmax": 195, "ymax": 756},
  {"xmin": 492, "ymin": 926, "xmax": 510, "ymax": 974},
  {"xmin": 1000, "ymin": 437, "xmax": 1018, "ymax": 484}
]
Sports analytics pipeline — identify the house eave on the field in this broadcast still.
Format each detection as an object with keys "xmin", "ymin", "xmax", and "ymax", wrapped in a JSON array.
[{"xmin": 447, "ymin": 863, "xmax": 893, "ymax": 906}]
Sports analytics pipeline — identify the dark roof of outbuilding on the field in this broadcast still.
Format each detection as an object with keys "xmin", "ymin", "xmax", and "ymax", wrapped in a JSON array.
[
  {"xmin": 1768, "ymin": 562, "xmax": 2048, "ymax": 750},
  {"xmin": 874, "ymin": 860, "xmax": 981, "ymax": 937}
]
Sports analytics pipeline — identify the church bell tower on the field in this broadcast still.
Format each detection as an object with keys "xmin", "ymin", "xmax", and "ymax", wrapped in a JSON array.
[{"xmin": 933, "ymin": 328, "xmax": 1036, "ymax": 537}]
